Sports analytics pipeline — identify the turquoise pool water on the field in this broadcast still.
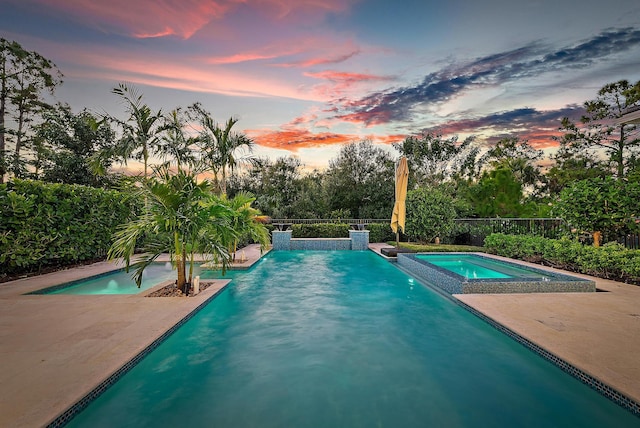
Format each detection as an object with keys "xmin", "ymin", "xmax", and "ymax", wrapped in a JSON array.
[
  {"xmin": 43, "ymin": 263, "xmax": 179, "ymax": 295},
  {"xmin": 416, "ymin": 254, "xmax": 548, "ymax": 280},
  {"xmin": 66, "ymin": 251, "xmax": 637, "ymax": 427}
]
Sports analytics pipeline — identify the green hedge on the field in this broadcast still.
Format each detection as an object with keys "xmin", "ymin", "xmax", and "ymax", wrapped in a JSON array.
[
  {"xmin": 289, "ymin": 222, "xmax": 395, "ymax": 242},
  {"xmin": 367, "ymin": 223, "xmax": 396, "ymax": 243},
  {"xmin": 484, "ymin": 233, "xmax": 640, "ymax": 284},
  {"xmin": 0, "ymin": 180, "xmax": 137, "ymax": 277},
  {"xmin": 291, "ymin": 223, "xmax": 350, "ymax": 238}
]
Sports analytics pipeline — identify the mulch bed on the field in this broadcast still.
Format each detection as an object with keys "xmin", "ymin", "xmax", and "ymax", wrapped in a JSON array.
[{"xmin": 146, "ymin": 280, "xmax": 216, "ymax": 297}]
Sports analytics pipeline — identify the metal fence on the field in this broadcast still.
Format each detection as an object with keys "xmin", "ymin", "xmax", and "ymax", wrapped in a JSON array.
[
  {"xmin": 452, "ymin": 218, "xmax": 568, "ymax": 246},
  {"xmin": 268, "ymin": 218, "xmax": 639, "ymax": 249},
  {"xmin": 269, "ymin": 218, "xmax": 389, "ymax": 225},
  {"xmin": 618, "ymin": 234, "xmax": 640, "ymax": 250}
]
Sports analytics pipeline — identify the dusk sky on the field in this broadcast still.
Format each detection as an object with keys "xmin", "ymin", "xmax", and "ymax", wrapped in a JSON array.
[{"xmin": 2, "ymin": 0, "xmax": 640, "ymax": 170}]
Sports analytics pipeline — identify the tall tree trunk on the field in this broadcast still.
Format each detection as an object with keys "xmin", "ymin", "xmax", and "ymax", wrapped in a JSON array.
[
  {"xmin": 0, "ymin": 54, "xmax": 6, "ymax": 184},
  {"xmin": 0, "ymin": 86, "xmax": 5, "ymax": 184},
  {"xmin": 221, "ymin": 165, "xmax": 227, "ymax": 195},
  {"xmin": 14, "ymin": 99, "xmax": 24, "ymax": 177},
  {"xmin": 175, "ymin": 232, "xmax": 186, "ymax": 290},
  {"xmin": 617, "ymin": 125, "xmax": 625, "ymax": 179}
]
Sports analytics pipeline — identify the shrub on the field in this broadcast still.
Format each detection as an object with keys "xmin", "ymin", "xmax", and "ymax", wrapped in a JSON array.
[
  {"xmin": 367, "ymin": 223, "xmax": 396, "ymax": 243},
  {"xmin": 0, "ymin": 180, "xmax": 138, "ymax": 277},
  {"xmin": 405, "ymin": 186, "xmax": 457, "ymax": 243},
  {"xmin": 291, "ymin": 223, "xmax": 350, "ymax": 238},
  {"xmin": 484, "ymin": 233, "xmax": 640, "ymax": 284}
]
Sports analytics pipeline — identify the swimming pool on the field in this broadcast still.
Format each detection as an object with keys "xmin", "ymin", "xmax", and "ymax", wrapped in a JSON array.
[
  {"xmin": 31, "ymin": 263, "xmax": 182, "ymax": 295},
  {"xmin": 399, "ymin": 253, "xmax": 595, "ymax": 294},
  {"xmin": 64, "ymin": 251, "xmax": 636, "ymax": 427}
]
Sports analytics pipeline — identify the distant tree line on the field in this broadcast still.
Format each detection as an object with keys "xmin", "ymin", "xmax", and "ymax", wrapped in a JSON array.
[{"xmin": 2, "ymin": 38, "xmax": 640, "ymax": 243}]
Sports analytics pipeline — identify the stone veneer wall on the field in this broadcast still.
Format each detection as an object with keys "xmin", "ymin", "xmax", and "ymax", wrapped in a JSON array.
[
  {"xmin": 272, "ymin": 230, "xmax": 293, "ymax": 250},
  {"xmin": 272, "ymin": 230, "xmax": 370, "ymax": 251},
  {"xmin": 397, "ymin": 254, "xmax": 463, "ymax": 294},
  {"xmin": 349, "ymin": 230, "xmax": 370, "ymax": 250},
  {"xmin": 290, "ymin": 238, "xmax": 351, "ymax": 250},
  {"xmin": 397, "ymin": 253, "xmax": 595, "ymax": 294}
]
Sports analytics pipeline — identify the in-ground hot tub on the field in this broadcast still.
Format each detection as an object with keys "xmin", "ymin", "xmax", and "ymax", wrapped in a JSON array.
[{"xmin": 397, "ymin": 252, "xmax": 595, "ymax": 294}]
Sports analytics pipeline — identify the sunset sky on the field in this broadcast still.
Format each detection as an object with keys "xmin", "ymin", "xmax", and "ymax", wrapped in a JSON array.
[{"xmin": 2, "ymin": 0, "xmax": 640, "ymax": 170}]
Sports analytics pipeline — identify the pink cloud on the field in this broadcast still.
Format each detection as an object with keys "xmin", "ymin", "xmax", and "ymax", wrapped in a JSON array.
[
  {"xmin": 335, "ymin": 110, "xmax": 395, "ymax": 127},
  {"xmin": 207, "ymin": 53, "xmax": 280, "ymax": 65},
  {"xmin": 278, "ymin": 50, "xmax": 361, "ymax": 68},
  {"xmin": 247, "ymin": 128, "xmax": 404, "ymax": 151},
  {"xmin": 32, "ymin": 0, "xmax": 351, "ymax": 39},
  {"xmin": 54, "ymin": 45, "xmax": 325, "ymax": 101},
  {"xmin": 305, "ymin": 70, "xmax": 391, "ymax": 84},
  {"xmin": 37, "ymin": 0, "xmax": 229, "ymax": 39}
]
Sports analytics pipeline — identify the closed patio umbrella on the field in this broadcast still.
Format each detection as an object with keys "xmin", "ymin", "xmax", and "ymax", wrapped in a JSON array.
[{"xmin": 390, "ymin": 156, "xmax": 409, "ymax": 248}]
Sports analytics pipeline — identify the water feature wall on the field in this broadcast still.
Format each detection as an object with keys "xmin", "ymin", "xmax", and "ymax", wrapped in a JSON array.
[{"xmin": 272, "ymin": 230, "xmax": 370, "ymax": 251}]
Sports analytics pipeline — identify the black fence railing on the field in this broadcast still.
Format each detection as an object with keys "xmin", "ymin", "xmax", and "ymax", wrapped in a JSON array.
[
  {"xmin": 452, "ymin": 218, "xmax": 568, "ymax": 246},
  {"xmin": 269, "ymin": 218, "xmax": 389, "ymax": 225},
  {"xmin": 268, "ymin": 218, "xmax": 639, "ymax": 249},
  {"xmin": 618, "ymin": 234, "xmax": 640, "ymax": 250}
]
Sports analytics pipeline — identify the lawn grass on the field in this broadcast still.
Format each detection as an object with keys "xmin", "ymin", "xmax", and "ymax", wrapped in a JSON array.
[{"xmin": 386, "ymin": 241, "xmax": 485, "ymax": 252}]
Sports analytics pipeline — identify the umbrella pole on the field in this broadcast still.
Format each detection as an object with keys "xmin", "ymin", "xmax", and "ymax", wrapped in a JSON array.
[{"xmin": 396, "ymin": 231, "xmax": 399, "ymax": 249}]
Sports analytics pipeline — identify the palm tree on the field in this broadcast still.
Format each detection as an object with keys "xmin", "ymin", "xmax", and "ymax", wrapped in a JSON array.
[
  {"xmin": 108, "ymin": 166, "xmax": 269, "ymax": 292},
  {"xmin": 222, "ymin": 191, "xmax": 271, "ymax": 261},
  {"xmin": 111, "ymin": 83, "xmax": 164, "ymax": 179},
  {"xmin": 108, "ymin": 166, "xmax": 229, "ymax": 291},
  {"xmin": 189, "ymin": 102, "xmax": 254, "ymax": 194},
  {"xmin": 158, "ymin": 108, "xmax": 198, "ymax": 174}
]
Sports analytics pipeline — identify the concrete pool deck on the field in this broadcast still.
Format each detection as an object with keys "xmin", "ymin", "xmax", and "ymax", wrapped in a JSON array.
[{"xmin": 0, "ymin": 243, "xmax": 638, "ymax": 426}]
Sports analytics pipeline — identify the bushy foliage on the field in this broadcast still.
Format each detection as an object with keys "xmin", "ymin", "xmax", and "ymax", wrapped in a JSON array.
[
  {"xmin": 0, "ymin": 180, "xmax": 137, "ymax": 276},
  {"xmin": 291, "ymin": 223, "xmax": 350, "ymax": 238},
  {"xmin": 405, "ymin": 186, "xmax": 458, "ymax": 243},
  {"xmin": 367, "ymin": 223, "xmax": 396, "ymax": 243},
  {"xmin": 484, "ymin": 233, "xmax": 640, "ymax": 284},
  {"xmin": 289, "ymin": 222, "xmax": 393, "ymax": 242},
  {"xmin": 552, "ymin": 176, "xmax": 640, "ymax": 242}
]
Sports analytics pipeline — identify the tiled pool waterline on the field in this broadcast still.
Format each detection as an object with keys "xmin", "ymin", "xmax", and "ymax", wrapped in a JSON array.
[
  {"xmin": 398, "ymin": 252, "xmax": 595, "ymax": 294},
  {"xmin": 53, "ymin": 250, "xmax": 638, "ymax": 427}
]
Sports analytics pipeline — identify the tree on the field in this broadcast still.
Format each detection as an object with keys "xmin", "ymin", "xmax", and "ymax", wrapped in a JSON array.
[
  {"xmin": 110, "ymin": 83, "xmax": 164, "ymax": 179},
  {"xmin": 33, "ymin": 104, "xmax": 117, "ymax": 187},
  {"xmin": 546, "ymin": 144, "xmax": 609, "ymax": 194},
  {"xmin": 0, "ymin": 38, "xmax": 62, "ymax": 182},
  {"xmin": 229, "ymin": 156, "xmax": 312, "ymax": 218},
  {"xmin": 158, "ymin": 108, "xmax": 198, "ymax": 174},
  {"xmin": 480, "ymin": 137, "xmax": 544, "ymax": 194},
  {"xmin": 393, "ymin": 132, "xmax": 479, "ymax": 187},
  {"xmin": 324, "ymin": 140, "xmax": 395, "ymax": 218},
  {"xmin": 405, "ymin": 185, "xmax": 458, "ymax": 243},
  {"xmin": 558, "ymin": 79, "xmax": 640, "ymax": 178},
  {"xmin": 467, "ymin": 167, "xmax": 536, "ymax": 218},
  {"xmin": 108, "ymin": 166, "xmax": 269, "ymax": 291},
  {"xmin": 189, "ymin": 102, "xmax": 254, "ymax": 195},
  {"xmin": 552, "ymin": 176, "xmax": 640, "ymax": 242},
  {"xmin": 222, "ymin": 191, "xmax": 271, "ymax": 261}
]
